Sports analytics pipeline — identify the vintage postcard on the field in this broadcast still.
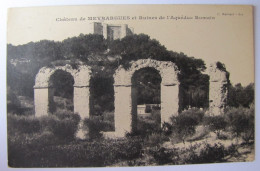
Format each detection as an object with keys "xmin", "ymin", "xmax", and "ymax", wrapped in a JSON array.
[{"xmin": 7, "ymin": 5, "xmax": 254, "ymax": 167}]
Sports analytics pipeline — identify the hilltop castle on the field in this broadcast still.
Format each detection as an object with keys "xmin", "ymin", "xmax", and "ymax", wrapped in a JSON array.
[{"xmin": 90, "ymin": 22, "xmax": 134, "ymax": 40}]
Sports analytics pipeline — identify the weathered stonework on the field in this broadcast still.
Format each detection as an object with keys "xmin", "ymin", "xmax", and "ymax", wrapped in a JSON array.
[
  {"xmin": 90, "ymin": 22, "xmax": 133, "ymax": 40},
  {"xmin": 112, "ymin": 59, "xmax": 180, "ymax": 137},
  {"xmin": 34, "ymin": 64, "xmax": 91, "ymax": 119},
  {"xmin": 34, "ymin": 59, "xmax": 230, "ymax": 139},
  {"xmin": 209, "ymin": 62, "xmax": 229, "ymax": 116}
]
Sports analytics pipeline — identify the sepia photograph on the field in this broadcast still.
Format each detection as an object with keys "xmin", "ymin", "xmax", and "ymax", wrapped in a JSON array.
[{"xmin": 5, "ymin": 4, "xmax": 255, "ymax": 168}]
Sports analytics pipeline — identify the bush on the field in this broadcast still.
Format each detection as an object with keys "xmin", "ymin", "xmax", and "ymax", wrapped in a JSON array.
[
  {"xmin": 83, "ymin": 115, "xmax": 114, "ymax": 139},
  {"xmin": 169, "ymin": 108, "xmax": 205, "ymax": 143},
  {"xmin": 145, "ymin": 132, "xmax": 169, "ymax": 146},
  {"xmin": 8, "ymin": 128, "xmax": 62, "ymax": 167},
  {"xmin": 103, "ymin": 111, "xmax": 115, "ymax": 130},
  {"xmin": 145, "ymin": 105, "xmax": 152, "ymax": 113},
  {"xmin": 184, "ymin": 143, "xmax": 226, "ymax": 164},
  {"xmin": 203, "ymin": 115, "xmax": 227, "ymax": 139},
  {"xmin": 53, "ymin": 110, "xmax": 80, "ymax": 121},
  {"xmin": 150, "ymin": 109, "xmax": 161, "ymax": 124},
  {"xmin": 225, "ymin": 105, "xmax": 254, "ymax": 143},
  {"xmin": 9, "ymin": 136, "xmax": 143, "ymax": 167},
  {"xmin": 8, "ymin": 111, "xmax": 81, "ymax": 167},
  {"xmin": 131, "ymin": 109, "xmax": 161, "ymax": 138},
  {"xmin": 149, "ymin": 147, "xmax": 177, "ymax": 165},
  {"xmin": 53, "ymin": 97, "xmax": 74, "ymax": 112},
  {"xmin": 148, "ymin": 142, "xmax": 240, "ymax": 165},
  {"xmin": 7, "ymin": 114, "xmax": 41, "ymax": 135},
  {"xmin": 186, "ymin": 125, "xmax": 210, "ymax": 142},
  {"xmin": 135, "ymin": 119, "xmax": 161, "ymax": 138},
  {"xmin": 7, "ymin": 86, "xmax": 22, "ymax": 114},
  {"xmin": 39, "ymin": 111, "xmax": 80, "ymax": 141}
]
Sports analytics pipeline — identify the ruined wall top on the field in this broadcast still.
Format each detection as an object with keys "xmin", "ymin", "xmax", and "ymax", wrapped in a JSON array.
[
  {"xmin": 114, "ymin": 59, "xmax": 179, "ymax": 86},
  {"xmin": 209, "ymin": 62, "xmax": 229, "ymax": 83},
  {"xmin": 34, "ymin": 64, "xmax": 91, "ymax": 88}
]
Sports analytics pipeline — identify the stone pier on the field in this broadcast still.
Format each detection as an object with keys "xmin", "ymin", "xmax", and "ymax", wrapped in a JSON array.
[
  {"xmin": 113, "ymin": 85, "xmax": 133, "ymax": 137},
  {"xmin": 209, "ymin": 62, "xmax": 229, "ymax": 116},
  {"xmin": 34, "ymin": 87, "xmax": 53, "ymax": 117},
  {"xmin": 161, "ymin": 83, "xmax": 179, "ymax": 123}
]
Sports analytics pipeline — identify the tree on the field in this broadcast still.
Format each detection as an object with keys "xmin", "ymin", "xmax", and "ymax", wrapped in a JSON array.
[
  {"xmin": 7, "ymin": 33, "xmax": 211, "ymax": 110},
  {"xmin": 61, "ymin": 34, "xmax": 107, "ymax": 61},
  {"xmin": 108, "ymin": 34, "xmax": 209, "ymax": 110},
  {"xmin": 228, "ymin": 83, "xmax": 254, "ymax": 108},
  {"xmin": 108, "ymin": 34, "xmax": 172, "ymax": 64}
]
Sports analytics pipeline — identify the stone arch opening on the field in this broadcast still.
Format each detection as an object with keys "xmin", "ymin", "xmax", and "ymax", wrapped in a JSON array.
[
  {"xmin": 131, "ymin": 67, "xmax": 162, "ymax": 133},
  {"xmin": 48, "ymin": 70, "xmax": 75, "ymax": 113},
  {"xmin": 113, "ymin": 59, "xmax": 180, "ymax": 137}
]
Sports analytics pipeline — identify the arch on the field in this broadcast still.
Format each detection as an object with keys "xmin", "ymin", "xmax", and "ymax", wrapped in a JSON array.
[
  {"xmin": 113, "ymin": 59, "xmax": 180, "ymax": 137},
  {"xmin": 34, "ymin": 64, "xmax": 91, "ymax": 119},
  {"xmin": 132, "ymin": 67, "xmax": 162, "ymax": 105},
  {"xmin": 48, "ymin": 69, "xmax": 75, "ymax": 112},
  {"xmin": 131, "ymin": 67, "xmax": 162, "ymax": 133}
]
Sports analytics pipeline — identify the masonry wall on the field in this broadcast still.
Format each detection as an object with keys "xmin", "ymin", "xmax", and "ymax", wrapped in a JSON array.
[
  {"xmin": 107, "ymin": 26, "xmax": 121, "ymax": 40},
  {"xmin": 34, "ymin": 88, "xmax": 51, "ymax": 117},
  {"xmin": 209, "ymin": 62, "xmax": 229, "ymax": 115},
  {"xmin": 34, "ymin": 60, "xmax": 230, "ymax": 139},
  {"xmin": 114, "ymin": 86, "xmax": 133, "ymax": 137},
  {"xmin": 90, "ymin": 22, "xmax": 133, "ymax": 40},
  {"xmin": 74, "ymin": 86, "xmax": 90, "ymax": 119},
  {"xmin": 161, "ymin": 84, "xmax": 179, "ymax": 123}
]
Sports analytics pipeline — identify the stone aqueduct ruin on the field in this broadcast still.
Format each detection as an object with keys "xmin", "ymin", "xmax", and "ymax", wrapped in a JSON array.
[{"xmin": 34, "ymin": 59, "xmax": 229, "ymax": 138}]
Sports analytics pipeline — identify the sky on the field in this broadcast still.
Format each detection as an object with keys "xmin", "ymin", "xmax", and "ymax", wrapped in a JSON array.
[{"xmin": 7, "ymin": 5, "xmax": 254, "ymax": 86}]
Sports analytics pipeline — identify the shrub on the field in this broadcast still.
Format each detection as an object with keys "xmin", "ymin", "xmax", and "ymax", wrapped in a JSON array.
[
  {"xmin": 53, "ymin": 110, "xmax": 80, "ymax": 122},
  {"xmin": 149, "ymin": 147, "xmax": 177, "ymax": 165},
  {"xmin": 7, "ymin": 86, "xmax": 22, "ymax": 114},
  {"xmin": 203, "ymin": 115, "xmax": 227, "ymax": 139},
  {"xmin": 162, "ymin": 122, "xmax": 173, "ymax": 136},
  {"xmin": 8, "ymin": 112, "xmax": 80, "ymax": 167},
  {"xmin": 169, "ymin": 108, "xmax": 205, "ymax": 143},
  {"xmin": 145, "ymin": 132, "xmax": 169, "ymax": 146},
  {"xmin": 184, "ymin": 143, "xmax": 226, "ymax": 164},
  {"xmin": 8, "ymin": 129, "xmax": 62, "ymax": 167},
  {"xmin": 225, "ymin": 105, "xmax": 254, "ymax": 143},
  {"xmin": 7, "ymin": 114, "xmax": 41, "ymax": 135},
  {"xmin": 150, "ymin": 109, "xmax": 161, "ymax": 124},
  {"xmin": 149, "ymin": 142, "xmax": 240, "ymax": 165},
  {"xmin": 83, "ymin": 117, "xmax": 102, "ymax": 139},
  {"xmin": 9, "ymin": 136, "xmax": 143, "ymax": 167},
  {"xmin": 145, "ymin": 105, "xmax": 152, "ymax": 113},
  {"xmin": 53, "ymin": 97, "xmax": 74, "ymax": 112},
  {"xmin": 39, "ymin": 111, "xmax": 80, "ymax": 141},
  {"xmin": 135, "ymin": 119, "xmax": 161, "ymax": 138},
  {"xmin": 103, "ymin": 111, "xmax": 115, "ymax": 131},
  {"xmin": 83, "ymin": 115, "xmax": 114, "ymax": 139},
  {"xmin": 186, "ymin": 125, "xmax": 210, "ymax": 142}
]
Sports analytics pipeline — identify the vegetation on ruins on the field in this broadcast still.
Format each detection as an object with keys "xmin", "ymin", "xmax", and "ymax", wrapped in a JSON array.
[
  {"xmin": 8, "ymin": 33, "xmax": 209, "ymax": 111},
  {"xmin": 7, "ymin": 34, "xmax": 254, "ymax": 112},
  {"xmin": 7, "ymin": 33, "xmax": 255, "ymax": 167}
]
